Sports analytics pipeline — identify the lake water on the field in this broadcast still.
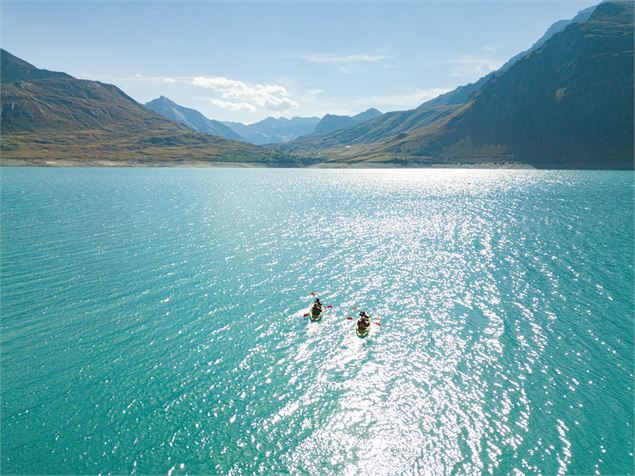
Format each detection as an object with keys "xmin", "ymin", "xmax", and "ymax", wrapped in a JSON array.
[{"xmin": 1, "ymin": 168, "xmax": 633, "ymax": 475}]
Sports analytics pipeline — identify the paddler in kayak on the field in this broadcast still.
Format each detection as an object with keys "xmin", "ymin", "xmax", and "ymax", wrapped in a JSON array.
[
  {"xmin": 310, "ymin": 298, "xmax": 323, "ymax": 319},
  {"xmin": 356, "ymin": 311, "xmax": 371, "ymax": 335}
]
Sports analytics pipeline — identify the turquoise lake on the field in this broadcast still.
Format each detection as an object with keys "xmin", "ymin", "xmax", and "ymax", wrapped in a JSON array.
[{"xmin": 1, "ymin": 168, "xmax": 633, "ymax": 475}]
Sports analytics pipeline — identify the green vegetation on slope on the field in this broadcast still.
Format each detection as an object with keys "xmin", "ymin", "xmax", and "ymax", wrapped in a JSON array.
[{"xmin": 278, "ymin": 104, "xmax": 457, "ymax": 155}]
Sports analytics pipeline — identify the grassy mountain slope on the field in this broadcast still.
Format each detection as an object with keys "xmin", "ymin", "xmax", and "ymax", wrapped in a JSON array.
[
  {"xmin": 0, "ymin": 50, "xmax": 299, "ymax": 166},
  {"xmin": 278, "ymin": 105, "xmax": 457, "ymax": 155}
]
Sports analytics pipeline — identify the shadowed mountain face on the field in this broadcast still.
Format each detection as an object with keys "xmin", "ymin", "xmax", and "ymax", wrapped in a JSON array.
[
  {"xmin": 426, "ymin": 3, "xmax": 598, "ymax": 108},
  {"xmin": 381, "ymin": 0, "xmax": 634, "ymax": 168},
  {"xmin": 145, "ymin": 96, "xmax": 245, "ymax": 142},
  {"xmin": 0, "ymin": 50, "xmax": 299, "ymax": 166},
  {"xmin": 277, "ymin": 2, "xmax": 612, "ymax": 158},
  {"xmin": 279, "ymin": 1, "xmax": 634, "ymax": 169},
  {"xmin": 222, "ymin": 116, "xmax": 321, "ymax": 145}
]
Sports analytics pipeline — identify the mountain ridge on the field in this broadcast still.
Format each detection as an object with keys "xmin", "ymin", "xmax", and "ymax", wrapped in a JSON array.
[
  {"xmin": 0, "ymin": 49, "xmax": 302, "ymax": 166},
  {"xmin": 425, "ymin": 3, "xmax": 598, "ymax": 108},
  {"xmin": 2, "ymin": 1, "xmax": 632, "ymax": 169},
  {"xmin": 145, "ymin": 96, "xmax": 245, "ymax": 142},
  {"xmin": 277, "ymin": 2, "xmax": 607, "ymax": 156},
  {"xmin": 310, "ymin": 108, "xmax": 383, "ymax": 136},
  {"xmin": 222, "ymin": 116, "xmax": 321, "ymax": 145},
  {"xmin": 299, "ymin": 0, "xmax": 633, "ymax": 169}
]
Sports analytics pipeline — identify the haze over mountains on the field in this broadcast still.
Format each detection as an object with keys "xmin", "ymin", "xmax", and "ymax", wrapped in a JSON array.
[
  {"xmin": 1, "ymin": 0, "xmax": 633, "ymax": 168},
  {"xmin": 146, "ymin": 95, "xmax": 324, "ymax": 145},
  {"xmin": 221, "ymin": 116, "xmax": 320, "ymax": 145},
  {"xmin": 144, "ymin": 98, "xmax": 382, "ymax": 145}
]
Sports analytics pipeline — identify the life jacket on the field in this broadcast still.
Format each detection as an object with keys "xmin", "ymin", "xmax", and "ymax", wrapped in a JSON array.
[{"xmin": 358, "ymin": 317, "xmax": 370, "ymax": 329}]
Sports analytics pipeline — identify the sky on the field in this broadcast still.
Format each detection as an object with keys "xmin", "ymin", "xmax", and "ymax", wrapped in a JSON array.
[{"xmin": 2, "ymin": 0, "xmax": 599, "ymax": 124}]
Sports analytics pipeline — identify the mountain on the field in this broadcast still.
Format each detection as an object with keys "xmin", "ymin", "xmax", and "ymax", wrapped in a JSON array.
[
  {"xmin": 0, "ymin": 50, "xmax": 300, "ymax": 166},
  {"xmin": 426, "ymin": 4, "xmax": 598, "ymax": 108},
  {"xmin": 310, "ymin": 108, "xmax": 383, "ymax": 136},
  {"xmin": 222, "ymin": 116, "xmax": 321, "ymax": 145},
  {"xmin": 297, "ymin": 1, "xmax": 633, "ymax": 169},
  {"xmin": 278, "ymin": 104, "xmax": 458, "ymax": 155},
  {"xmin": 278, "ymin": 3, "xmax": 605, "ymax": 156},
  {"xmin": 0, "ymin": 52, "xmax": 72, "ymax": 82},
  {"xmin": 145, "ymin": 96, "xmax": 244, "ymax": 141}
]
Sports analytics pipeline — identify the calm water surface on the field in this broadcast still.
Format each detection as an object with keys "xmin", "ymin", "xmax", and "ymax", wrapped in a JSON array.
[{"xmin": 1, "ymin": 168, "xmax": 633, "ymax": 475}]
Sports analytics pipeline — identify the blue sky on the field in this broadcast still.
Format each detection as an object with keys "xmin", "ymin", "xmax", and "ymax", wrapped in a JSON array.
[{"xmin": 2, "ymin": 1, "xmax": 598, "ymax": 123}]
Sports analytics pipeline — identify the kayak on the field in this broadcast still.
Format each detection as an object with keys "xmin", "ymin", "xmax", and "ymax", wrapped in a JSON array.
[
  {"xmin": 356, "ymin": 317, "xmax": 371, "ymax": 338},
  {"xmin": 309, "ymin": 305, "xmax": 323, "ymax": 322}
]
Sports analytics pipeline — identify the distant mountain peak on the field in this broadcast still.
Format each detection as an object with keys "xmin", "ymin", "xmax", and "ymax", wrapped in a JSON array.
[
  {"xmin": 311, "ymin": 107, "xmax": 383, "ymax": 136},
  {"xmin": 221, "ymin": 116, "xmax": 322, "ymax": 145},
  {"xmin": 145, "ymin": 96, "xmax": 245, "ymax": 142}
]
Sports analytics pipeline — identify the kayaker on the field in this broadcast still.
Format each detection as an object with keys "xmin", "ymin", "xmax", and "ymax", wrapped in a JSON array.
[
  {"xmin": 357, "ymin": 311, "xmax": 370, "ymax": 332},
  {"xmin": 311, "ymin": 298, "xmax": 323, "ymax": 314}
]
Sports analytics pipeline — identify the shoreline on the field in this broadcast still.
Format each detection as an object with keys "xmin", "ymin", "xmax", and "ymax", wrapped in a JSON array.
[{"xmin": 1, "ymin": 160, "xmax": 633, "ymax": 171}]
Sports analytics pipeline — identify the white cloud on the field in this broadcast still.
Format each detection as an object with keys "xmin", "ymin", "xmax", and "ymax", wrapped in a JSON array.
[
  {"xmin": 88, "ymin": 73, "xmax": 189, "ymax": 84},
  {"xmin": 210, "ymin": 99, "xmax": 256, "ymax": 112},
  {"xmin": 292, "ymin": 87, "xmax": 451, "ymax": 119},
  {"xmin": 296, "ymin": 52, "xmax": 394, "ymax": 73},
  {"xmin": 481, "ymin": 43, "xmax": 500, "ymax": 53},
  {"xmin": 192, "ymin": 76, "xmax": 299, "ymax": 112},
  {"xmin": 352, "ymin": 88, "xmax": 451, "ymax": 111},
  {"xmin": 445, "ymin": 55, "xmax": 504, "ymax": 77},
  {"xmin": 299, "ymin": 53, "xmax": 392, "ymax": 64}
]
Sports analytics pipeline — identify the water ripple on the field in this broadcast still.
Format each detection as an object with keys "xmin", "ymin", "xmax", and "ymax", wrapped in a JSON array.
[{"xmin": 1, "ymin": 168, "xmax": 633, "ymax": 475}]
